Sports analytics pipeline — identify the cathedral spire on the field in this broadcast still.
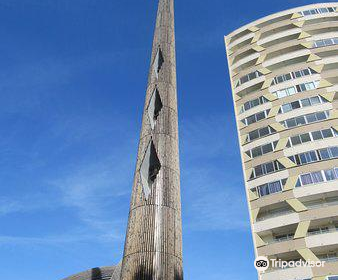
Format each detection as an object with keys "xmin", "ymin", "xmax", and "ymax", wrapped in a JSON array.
[{"xmin": 119, "ymin": 0, "xmax": 183, "ymax": 279}]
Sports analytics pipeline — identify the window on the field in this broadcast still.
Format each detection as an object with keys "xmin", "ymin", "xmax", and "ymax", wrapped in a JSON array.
[
  {"xmin": 289, "ymin": 147, "xmax": 338, "ymax": 167},
  {"xmin": 147, "ymin": 88, "xmax": 163, "ymax": 130},
  {"xmin": 253, "ymin": 179, "xmax": 286, "ymax": 198},
  {"xmin": 248, "ymin": 126, "xmax": 276, "ymax": 141},
  {"xmin": 319, "ymin": 147, "xmax": 338, "ymax": 160},
  {"xmin": 300, "ymin": 173, "xmax": 313, "ymax": 185},
  {"xmin": 327, "ymin": 276, "xmax": 338, "ymax": 280},
  {"xmin": 140, "ymin": 141, "xmax": 161, "ymax": 200},
  {"xmin": 319, "ymin": 148, "xmax": 331, "ymax": 160},
  {"xmin": 273, "ymin": 81, "xmax": 319, "ymax": 99},
  {"xmin": 325, "ymin": 168, "xmax": 338, "ymax": 181},
  {"xmin": 314, "ymin": 38, "xmax": 338, "ymax": 48},
  {"xmin": 312, "ymin": 130, "xmax": 323, "ymax": 140},
  {"xmin": 272, "ymin": 68, "xmax": 316, "ymax": 86},
  {"xmin": 241, "ymin": 109, "xmax": 270, "ymax": 126},
  {"xmin": 301, "ymin": 7, "xmax": 335, "ymax": 16},
  {"xmin": 281, "ymin": 111, "xmax": 330, "ymax": 128},
  {"xmin": 296, "ymin": 168, "xmax": 338, "ymax": 187},
  {"xmin": 312, "ymin": 171, "xmax": 324, "ymax": 183},
  {"xmin": 245, "ymin": 141, "xmax": 278, "ymax": 159},
  {"xmin": 250, "ymin": 160, "xmax": 285, "ymax": 179},
  {"xmin": 279, "ymin": 96, "xmax": 327, "ymax": 114},
  {"xmin": 300, "ymin": 133, "xmax": 311, "ymax": 143},
  {"xmin": 240, "ymin": 96, "xmax": 268, "ymax": 113},
  {"xmin": 153, "ymin": 48, "xmax": 164, "ymax": 78},
  {"xmin": 236, "ymin": 71, "xmax": 263, "ymax": 87}
]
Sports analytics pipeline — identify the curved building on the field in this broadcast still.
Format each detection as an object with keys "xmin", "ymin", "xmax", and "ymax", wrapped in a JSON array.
[
  {"xmin": 61, "ymin": 264, "xmax": 121, "ymax": 280},
  {"xmin": 225, "ymin": 3, "xmax": 338, "ymax": 280}
]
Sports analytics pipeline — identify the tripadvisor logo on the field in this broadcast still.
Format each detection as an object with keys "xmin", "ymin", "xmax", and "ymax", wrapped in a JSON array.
[{"xmin": 254, "ymin": 256, "xmax": 326, "ymax": 271}]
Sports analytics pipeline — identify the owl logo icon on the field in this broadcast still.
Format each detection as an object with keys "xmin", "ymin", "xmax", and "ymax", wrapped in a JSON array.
[{"xmin": 254, "ymin": 256, "xmax": 269, "ymax": 272}]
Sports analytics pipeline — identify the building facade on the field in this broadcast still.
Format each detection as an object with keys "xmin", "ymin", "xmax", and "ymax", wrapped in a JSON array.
[{"xmin": 225, "ymin": 3, "xmax": 338, "ymax": 280}]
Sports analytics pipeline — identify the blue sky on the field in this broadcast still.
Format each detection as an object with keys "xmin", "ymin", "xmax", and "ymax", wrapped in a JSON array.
[{"xmin": 0, "ymin": 0, "xmax": 335, "ymax": 279}]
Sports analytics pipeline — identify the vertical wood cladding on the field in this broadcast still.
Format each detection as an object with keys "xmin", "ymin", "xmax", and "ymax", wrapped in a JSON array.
[{"xmin": 120, "ymin": 0, "xmax": 183, "ymax": 279}]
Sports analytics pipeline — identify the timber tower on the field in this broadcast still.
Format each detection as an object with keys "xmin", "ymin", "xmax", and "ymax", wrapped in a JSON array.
[{"xmin": 120, "ymin": 0, "xmax": 183, "ymax": 279}]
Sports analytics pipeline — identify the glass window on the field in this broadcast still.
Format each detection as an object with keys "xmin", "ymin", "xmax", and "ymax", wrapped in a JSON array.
[
  {"xmin": 315, "ymin": 40, "xmax": 325, "ymax": 47},
  {"xmin": 296, "ymin": 116, "xmax": 306, "ymax": 126},
  {"xmin": 299, "ymin": 153, "xmax": 308, "ymax": 164},
  {"xmin": 258, "ymin": 184, "xmax": 269, "ymax": 196},
  {"xmin": 255, "ymin": 166, "xmax": 263, "ymax": 177},
  {"xmin": 309, "ymin": 151, "xmax": 318, "ymax": 162},
  {"xmin": 262, "ymin": 143, "xmax": 273, "ymax": 154},
  {"xmin": 265, "ymin": 162, "xmax": 274, "ymax": 174},
  {"xmin": 252, "ymin": 98, "xmax": 260, "ymax": 107},
  {"xmin": 277, "ymin": 90, "xmax": 287, "ymax": 98},
  {"xmin": 294, "ymin": 70, "xmax": 302, "ymax": 78},
  {"xmin": 316, "ymin": 111, "xmax": 328, "ymax": 121},
  {"xmin": 287, "ymin": 87, "xmax": 297, "ymax": 95},
  {"xmin": 324, "ymin": 39, "xmax": 333, "ymax": 46},
  {"xmin": 303, "ymin": 69, "xmax": 310, "ymax": 76},
  {"xmin": 269, "ymin": 181, "xmax": 282, "ymax": 193},
  {"xmin": 301, "ymin": 98, "xmax": 311, "ymax": 107},
  {"xmin": 247, "ymin": 115, "xmax": 256, "ymax": 125},
  {"xmin": 252, "ymin": 147, "xmax": 262, "ymax": 158},
  {"xmin": 296, "ymin": 178, "xmax": 301, "ymax": 187},
  {"xmin": 249, "ymin": 130, "xmax": 259, "ymax": 140},
  {"xmin": 330, "ymin": 147, "xmax": 338, "ymax": 158},
  {"xmin": 324, "ymin": 169, "xmax": 337, "ymax": 181},
  {"xmin": 319, "ymin": 148, "xmax": 330, "ymax": 160},
  {"xmin": 306, "ymin": 113, "xmax": 317, "ymax": 123},
  {"xmin": 276, "ymin": 161, "xmax": 285, "ymax": 170},
  {"xmin": 287, "ymin": 119, "xmax": 297, "ymax": 128},
  {"xmin": 256, "ymin": 111, "xmax": 266, "ymax": 122},
  {"xmin": 282, "ymin": 104, "xmax": 292, "ymax": 113},
  {"xmin": 291, "ymin": 135, "xmax": 301, "ymax": 145},
  {"xmin": 260, "ymin": 127, "xmax": 270, "ymax": 137},
  {"xmin": 277, "ymin": 76, "xmax": 284, "ymax": 83},
  {"xmin": 284, "ymin": 73, "xmax": 292, "ymax": 81},
  {"xmin": 312, "ymin": 130, "xmax": 323, "ymax": 140},
  {"xmin": 300, "ymin": 133, "xmax": 311, "ymax": 143},
  {"xmin": 322, "ymin": 129, "xmax": 333, "ymax": 138},
  {"xmin": 291, "ymin": 101, "xmax": 301, "ymax": 109},
  {"xmin": 244, "ymin": 102, "xmax": 251, "ymax": 111},
  {"xmin": 298, "ymin": 84, "xmax": 306, "ymax": 92},
  {"xmin": 310, "ymin": 96, "xmax": 321, "ymax": 105},
  {"xmin": 312, "ymin": 171, "xmax": 324, "ymax": 183},
  {"xmin": 301, "ymin": 173, "xmax": 313, "ymax": 185}
]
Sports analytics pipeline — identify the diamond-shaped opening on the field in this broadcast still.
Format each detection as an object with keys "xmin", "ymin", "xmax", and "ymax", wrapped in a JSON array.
[
  {"xmin": 153, "ymin": 48, "xmax": 164, "ymax": 79},
  {"xmin": 147, "ymin": 88, "xmax": 163, "ymax": 130},
  {"xmin": 140, "ymin": 141, "xmax": 161, "ymax": 200}
]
